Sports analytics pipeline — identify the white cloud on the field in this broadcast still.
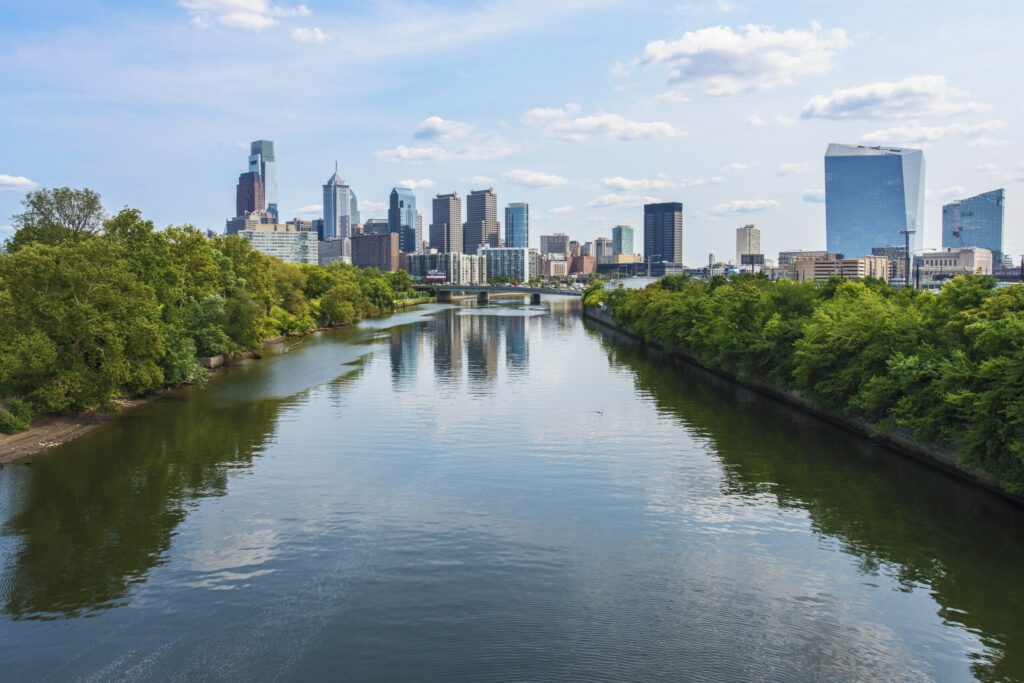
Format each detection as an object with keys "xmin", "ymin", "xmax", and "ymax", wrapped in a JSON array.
[
  {"xmin": 746, "ymin": 115, "xmax": 766, "ymax": 128},
  {"xmin": 179, "ymin": 0, "xmax": 310, "ymax": 30},
  {"xmin": 861, "ymin": 120, "xmax": 1007, "ymax": 145},
  {"xmin": 801, "ymin": 75, "xmax": 989, "ymax": 120},
  {"xmin": 361, "ymin": 200, "xmax": 387, "ymax": 214},
  {"xmin": 503, "ymin": 169, "xmax": 569, "ymax": 188},
  {"xmin": 587, "ymin": 193, "xmax": 662, "ymax": 208},
  {"xmin": 0, "ymin": 174, "xmax": 38, "ymax": 192},
  {"xmin": 633, "ymin": 23, "xmax": 851, "ymax": 96},
  {"xmin": 969, "ymin": 137, "xmax": 1011, "ymax": 149},
  {"xmin": 292, "ymin": 26, "xmax": 327, "ymax": 43},
  {"xmin": 802, "ymin": 188, "xmax": 825, "ymax": 203},
  {"xmin": 778, "ymin": 162, "xmax": 814, "ymax": 176},
  {"xmin": 723, "ymin": 162, "xmax": 749, "ymax": 172},
  {"xmin": 397, "ymin": 178, "xmax": 435, "ymax": 190},
  {"xmin": 375, "ymin": 140, "xmax": 512, "ymax": 164},
  {"xmin": 937, "ymin": 186, "xmax": 967, "ymax": 201},
  {"xmin": 603, "ymin": 176, "xmax": 723, "ymax": 191},
  {"xmin": 652, "ymin": 90, "xmax": 691, "ymax": 104},
  {"xmin": 549, "ymin": 205, "xmax": 575, "ymax": 215},
  {"xmin": 522, "ymin": 104, "xmax": 683, "ymax": 141},
  {"xmin": 413, "ymin": 115, "xmax": 473, "ymax": 140},
  {"xmin": 709, "ymin": 199, "xmax": 780, "ymax": 215},
  {"xmin": 774, "ymin": 115, "xmax": 797, "ymax": 126},
  {"xmin": 978, "ymin": 162, "xmax": 1024, "ymax": 183},
  {"xmin": 295, "ymin": 203, "xmax": 322, "ymax": 214}
]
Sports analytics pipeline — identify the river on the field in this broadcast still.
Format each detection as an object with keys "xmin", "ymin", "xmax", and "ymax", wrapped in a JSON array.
[{"xmin": 0, "ymin": 298, "xmax": 1022, "ymax": 681}]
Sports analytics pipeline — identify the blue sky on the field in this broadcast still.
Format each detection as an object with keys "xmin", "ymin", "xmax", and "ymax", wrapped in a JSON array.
[{"xmin": 1, "ymin": 0, "xmax": 1021, "ymax": 263}]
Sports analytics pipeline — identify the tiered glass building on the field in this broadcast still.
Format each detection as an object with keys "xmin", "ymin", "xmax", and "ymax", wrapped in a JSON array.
[
  {"xmin": 942, "ymin": 189, "xmax": 1005, "ymax": 264},
  {"xmin": 249, "ymin": 140, "xmax": 277, "ymax": 222},
  {"xmin": 389, "ymin": 188, "xmax": 419, "ymax": 253},
  {"xmin": 825, "ymin": 144, "xmax": 925, "ymax": 258}
]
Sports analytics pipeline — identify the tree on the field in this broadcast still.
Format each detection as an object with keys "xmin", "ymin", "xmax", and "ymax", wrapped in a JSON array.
[{"xmin": 5, "ymin": 188, "xmax": 105, "ymax": 252}]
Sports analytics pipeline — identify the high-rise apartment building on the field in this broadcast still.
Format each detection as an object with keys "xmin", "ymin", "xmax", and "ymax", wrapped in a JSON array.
[
  {"xmin": 479, "ymin": 246, "xmax": 534, "ymax": 282},
  {"xmin": 323, "ymin": 164, "xmax": 352, "ymax": 240},
  {"xmin": 240, "ymin": 223, "xmax": 317, "ymax": 265},
  {"xmin": 463, "ymin": 188, "xmax": 500, "ymax": 254},
  {"xmin": 644, "ymin": 202, "xmax": 683, "ymax": 264},
  {"xmin": 389, "ymin": 188, "xmax": 419, "ymax": 253},
  {"xmin": 430, "ymin": 192, "xmax": 462, "ymax": 253},
  {"xmin": 942, "ymin": 189, "xmax": 1005, "ymax": 264},
  {"xmin": 612, "ymin": 225, "xmax": 633, "ymax": 255},
  {"xmin": 406, "ymin": 252, "xmax": 486, "ymax": 285},
  {"xmin": 505, "ymin": 203, "xmax": 529, "ymax": 249},
  {"xmin": 249, "ymin": 140, "xmax": 277, "ymax": 221},
  {"xmin": 235, "ymin": 171, "xmax": 265, "ymax": 218},
  {"xmin": 736, "ymin": 224, "xmax": 761, "ymax": 265},
  {"xmin": 825, "ymin": 144, "xmax": 925, "ymax": 258},
  {"xmin": 352, "ymin": 232, "xmax": 401, "ymax": 272},
  {"xmin": 540, "ymin": 233, "xmax": 570, "ymax": 256}
]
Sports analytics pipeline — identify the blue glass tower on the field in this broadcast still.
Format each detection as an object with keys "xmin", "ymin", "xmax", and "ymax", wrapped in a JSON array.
[
  {"xmin": 323, "ymin": 164, "xmax": 351, "ymax": 240},
  {"xmin": 389, "ymin": 187, "xmax": 419, "ymax": 253},
  {"xmin": 612, "ymin": 225, "xmax": 633, "ymax": 255},
  {"xmin": 504, "ymin": 203, "xmax": 529, "ymax": 248},
  {"xmin": 825, "ymin": 144, "xmax": 924, "ymax": 258},
  {"xmin": 942, "ymin": 189, "xmax": 1005, "ymax": 263}
]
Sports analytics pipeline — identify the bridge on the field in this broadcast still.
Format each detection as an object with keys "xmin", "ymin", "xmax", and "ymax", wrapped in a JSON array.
[{"xmin": 413, "ymin": 284, "xmax": 581, "ymax": 305}]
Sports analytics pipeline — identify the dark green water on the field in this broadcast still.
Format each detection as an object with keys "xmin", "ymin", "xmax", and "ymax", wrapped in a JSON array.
[{"xmin": 0, "ymin": 299, "xmax": 1022, "ymax": 681}]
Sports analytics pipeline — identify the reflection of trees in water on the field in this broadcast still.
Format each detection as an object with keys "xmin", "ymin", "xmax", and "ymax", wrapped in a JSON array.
[
  {"xmin": 589, "ymin": 322, "xmax": 1024, "ymax": 683},
  {"xmin": 1, "ymin": 394, "xmax": 293, "ymax": 621}
]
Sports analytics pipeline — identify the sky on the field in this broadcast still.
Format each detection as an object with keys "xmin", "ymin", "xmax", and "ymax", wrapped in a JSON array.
[{"xmin": 1, "ymin": 0, "xmax": 1021, "ymax": 264}]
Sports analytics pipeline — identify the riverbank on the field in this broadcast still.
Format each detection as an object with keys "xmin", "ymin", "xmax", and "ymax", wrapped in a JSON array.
[{"xmin": 583, "ymin": 305, "xmax": 1024, "ymax": 506}]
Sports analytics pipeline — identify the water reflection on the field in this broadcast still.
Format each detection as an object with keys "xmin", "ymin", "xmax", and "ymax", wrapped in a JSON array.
[{"xmin": 587, "ymin": 321, "xmax": 1024, "ymax": 682}]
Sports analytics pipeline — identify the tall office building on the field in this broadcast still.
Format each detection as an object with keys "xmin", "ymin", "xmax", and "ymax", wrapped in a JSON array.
[
  {"xmin": 644, "ymin": 202, "xmax": 683, "ymax": 264},
  {"xmin": 350, "ymin": 191, "xmax": 360, "ymax": 226},
  {"xmin": 594, "ymin": 237, "xmax": 614, "ymax": 262},
  {"xmin": 540, "ymin": 233, "xmax": 570, "ymax": 256},
  {"xmin": 505, "ymin": 202, "xmax": 529, "ymax": 249},
  {"xmin": 825, "ymin": 144, "xmax": 925, "ymax": 258},
  {"xmin": 463, "ymin": 188, "xmax": 500, "ymax": 254},
  {"xmin": 389, "ymin": 188, "xmax": 419, "ymax": 253},
  {"xmin": 612, "ymin": 225, "xmax": 633, "ymax": 255},
  {"xmin": 235, "ymin": 171, "xmax": 265, "ymax": 218},
  {"xmin": 249, "ymin": 140, "xmax": 277, "ymax": 221},
  {"xmin": 323, "ymin": 164, "xmax": 352, "ymax": 240},
  {"xmin": 430, "ymin": 192, "xmax": 462, "ymax": 253},
  {"xmin": 942, "ymin": 189, "xmax": 1005, "ymax": 263},
  {"xmin": 736, "ymin": 224, "xmax": 761, "ymax": 264}
]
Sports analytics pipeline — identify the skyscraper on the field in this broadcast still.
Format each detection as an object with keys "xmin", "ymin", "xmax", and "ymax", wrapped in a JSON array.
[
  {"xmin": 612, "ymin": 225, "xmax": 633, "ymax": 255},
  {"xmin": 942, "ymin": 189, "xmax": 1005, "ymax": 263},
  {"xmin": 736, "ymin": 224, "xmax": 761, "ymax": 264},
  {"xmin": 249, "ymin": 140, "xmax": 277, "ymax": 221},
  {"xmin": 644, "ymin": 202, "xmax": 683, "ymax": 264},
  {"xmin": 540, "ymin": 233, "xmax": 570, "ymax": 256},
  {"xmin": 430, "ymin": 192, "xmax": 462, "ymax": 253},
  {"xmin": 594, "ymin": 237, "xmax": 613, "ymax": 261},
  {"xmin": 505, "ymin": 202, "xmax": 529, "ymax": 249},
  {"xmin": 825, "ymin": 144, "xmax": 925, "ymax": 258},
  {"xmin": 235, "ymin": 171, "xmax": 265, "ymax": 218},
  {"xmin": 389, "ymin": 188, "xmax": 419, "ymax": 253},
  {"xmin": 350, "ymin": 191, "xmax": 360, "ymax": 226},
  {"xmin": 323, "ymin": 164, "xmax": 352, "ymax": 240},
  {"xmin": 463, "ymin": 188, "xmax": 499, "ymax": 254}
]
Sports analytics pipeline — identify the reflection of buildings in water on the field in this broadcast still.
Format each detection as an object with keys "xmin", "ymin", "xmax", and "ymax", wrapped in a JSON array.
[
  {"xmin": 505, "ymin": 314, "xmax": 528, "ymax": 373},
  {"xmin": 432, "ymin": 311, "xmax": 463, "ymax": 379},
  {"xmin": 389, "ymin": 323, "xmax": 423, "ymax": 390},
  {"xmin": 465, "ymin": 313, "xmax": 500, "ymax": 388}
]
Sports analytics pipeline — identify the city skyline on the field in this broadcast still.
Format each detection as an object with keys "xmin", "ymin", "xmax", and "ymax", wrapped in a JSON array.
[{"xmin": 0, "ymin": 1, "xmax": 1021, "ymax": 262}]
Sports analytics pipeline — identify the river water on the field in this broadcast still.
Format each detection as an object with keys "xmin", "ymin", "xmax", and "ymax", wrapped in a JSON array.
[{"xmin": 0, "ymin": 298, "xmax": 1022, "ymax": 681}]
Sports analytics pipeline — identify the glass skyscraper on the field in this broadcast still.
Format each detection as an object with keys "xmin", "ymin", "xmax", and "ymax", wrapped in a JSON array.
[
  {"xmin": 612, "ymin": 225, "xmax": 633, "ymax": 255},
  {"xmin": 323, "ymin": 164, "xmax": 352, "ymax": 240},
  {"xmin": 249, "ymin": 140, "xmax": 277, "ymax": 222},
  {"xmin": 389, "ymin": 188, "xmax": 419, "ymax": 253},
  {"xmin": 504, "ymin": 203, "xmax": 528, "ymax": 248},
  {"xmin": 942, "ymin": 189, "xmax": 1005, "ymax": 263},
  {"xmin": 825, "ymin": 144, "xmax": 924, "ymax": 258},
  {"xmin": 643, "ymin": 203, "xmax": 683, "ymax": 264}
]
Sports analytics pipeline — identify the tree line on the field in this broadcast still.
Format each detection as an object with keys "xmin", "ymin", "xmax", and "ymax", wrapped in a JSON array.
[
  {"xmin": 0, "ymin": 188, "xmax": 414, "ymax": 431},
  {"xmin": 583, "ymin": 274, "xmax": 1024, "ymax": 493}
]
